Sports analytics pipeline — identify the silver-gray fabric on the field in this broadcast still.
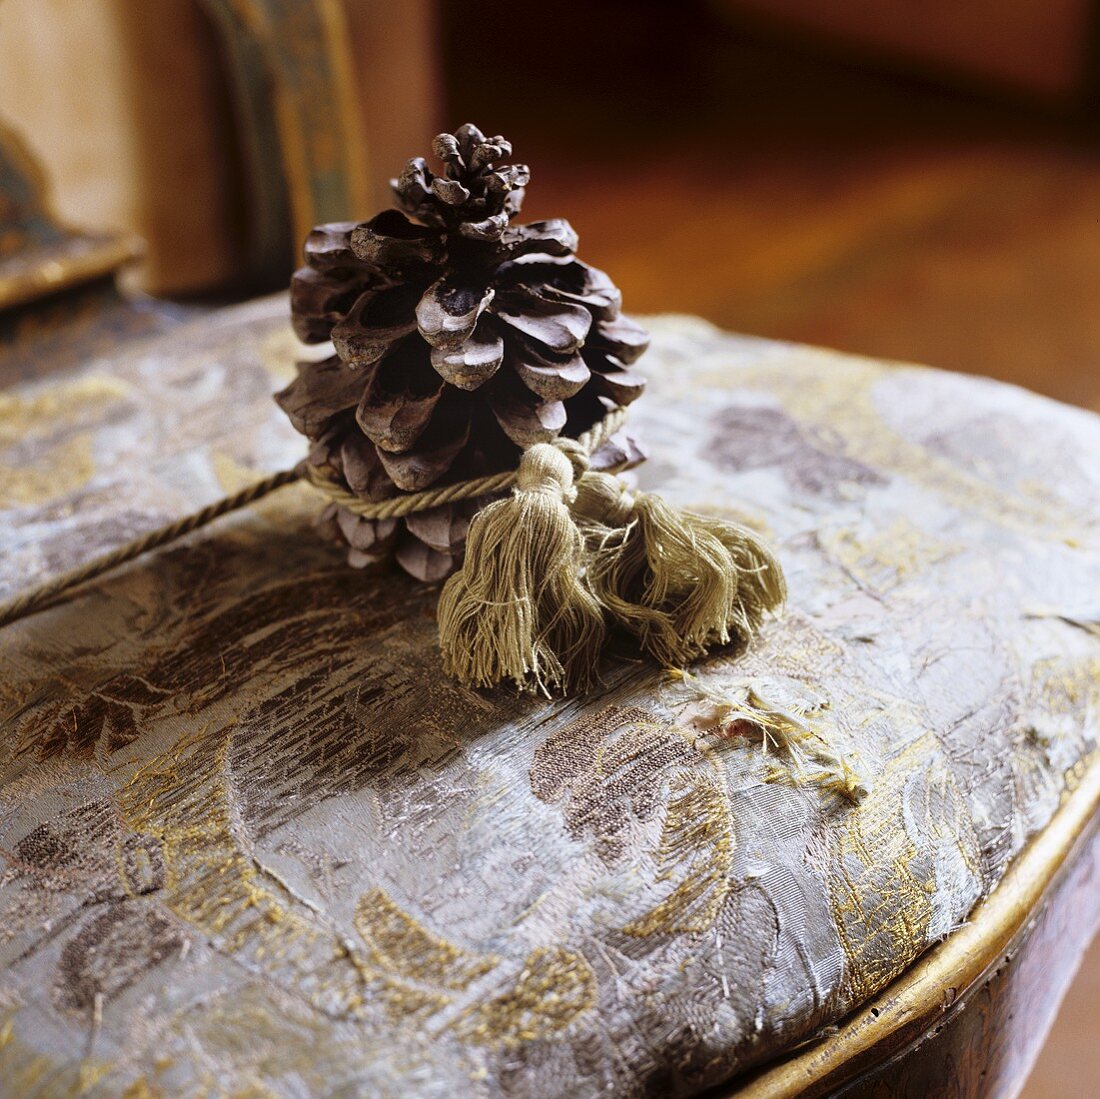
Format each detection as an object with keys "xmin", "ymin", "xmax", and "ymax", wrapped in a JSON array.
[{"xmin": 0, "ymin": 302, "xmax": 1097, "ymax": 1097}]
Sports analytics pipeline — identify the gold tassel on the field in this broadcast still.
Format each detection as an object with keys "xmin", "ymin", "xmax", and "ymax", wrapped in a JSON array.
[
  {"xmin": 437, "ymin": 444, "xmax": 606, "ymax": 694},
  {"xmin": 438, "ymin": 440, "xmax": 785, "ymax": 693},
  {"xmin": 694, "ymin": 512, "xmax": 788, "ymax": 633},
  {"xmin": 573, "ymin": 472, "xmax": 786, "ymax": 668}
]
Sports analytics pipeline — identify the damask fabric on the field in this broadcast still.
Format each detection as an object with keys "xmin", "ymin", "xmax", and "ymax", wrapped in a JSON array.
[{"xmin": 1, "ymin": 300, "xmax": 1098, "ymax": 1097}]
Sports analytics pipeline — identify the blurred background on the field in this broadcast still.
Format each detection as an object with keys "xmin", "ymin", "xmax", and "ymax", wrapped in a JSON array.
[
  {"xmin": 0, "ymin": 0, "xmax": 1096, "ymax": 1091},
  {"xmin": 1, "ymin": 0, "xmax": 1098, "ymax": 412}
]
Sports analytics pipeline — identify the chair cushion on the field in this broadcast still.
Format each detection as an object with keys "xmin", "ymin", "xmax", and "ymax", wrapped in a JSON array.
[{"xmin": 1, "ymin": 302, "xmax": 1097, "ymax": 1097}]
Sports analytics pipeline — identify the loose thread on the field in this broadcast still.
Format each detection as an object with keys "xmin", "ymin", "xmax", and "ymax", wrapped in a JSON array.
[{"xmin": 669, "ymin": 670, "xmax": 870, "ymax": 802}]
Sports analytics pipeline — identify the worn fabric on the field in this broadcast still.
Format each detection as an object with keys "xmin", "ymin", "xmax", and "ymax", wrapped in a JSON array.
[{"xmin": 1, "ymin": 301, "xmax": 1097, "ymax": 1097}]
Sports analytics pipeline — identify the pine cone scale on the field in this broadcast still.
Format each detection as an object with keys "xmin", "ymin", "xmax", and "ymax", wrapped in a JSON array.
[
  {"xmin": 489, "ymin": 386, "xmax": 568, "ymax": 447},
  {"xmin": 499, "ymin": 219, "xmax": 579, "ymax": 259},
  {"xmin": 290, "ymin": 268, "xmax": 369, "ymax": 343},
  {"xmin": 512, "ymin": 352, "xmax": 591, "ymax": 400},
  {"xmin": 430, "ymin": 324, "xmax": 504, "ymax": 390},
  {"xmin": 416, "ymin": 280, "xmax": 495, "ymax": 351},
  {"xmin": 350, "ymin": 210, "xmax": 444, "ymax": 270},
  {"xmin": 331, "ymin": 286, "xmax": 422, "ymax": 370},
  {"xmin": 491, "ymin": 291, "xmax": 593, "ymax": 355},
  {"xmin": 356, "ymin": 369, "xmax": 444, "ymax": 453},
  {"xmin": 376, "ymin": 410, "xmax": 472, "ymax": 491},
  {"xmin": 276, "ymin": 355, "xmax": 361, "ymax": 437},
  {"xmin": 303, "ymin": 222, "xmax": 363, "ymax": 270}
]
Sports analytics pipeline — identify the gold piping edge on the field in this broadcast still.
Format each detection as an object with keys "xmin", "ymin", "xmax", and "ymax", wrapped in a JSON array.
[
  {"xmin": 0, "ymin": 234, "xmax": 142, "ymax": 313},
  {"xmin": 724, "ymin": 751, "xmax": 1100, "ymax": 1098}
]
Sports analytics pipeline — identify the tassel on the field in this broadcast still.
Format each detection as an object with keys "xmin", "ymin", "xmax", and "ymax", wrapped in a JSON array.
[
  {"xmin": 573, "ymin": 472, "xmax": 786, "ymax": 667},
  {"xmin": 437, "ymin": 443, "xmax": 605, "ymax": 694},
  {"xmin": 694, "ymin": 512, "xmax": 788, "ymax": 634}
]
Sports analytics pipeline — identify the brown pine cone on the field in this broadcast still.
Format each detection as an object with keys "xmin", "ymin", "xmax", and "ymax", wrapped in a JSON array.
[{"xmin": 277, "ymin": 123, "xmax": 648, "ymax": 580}]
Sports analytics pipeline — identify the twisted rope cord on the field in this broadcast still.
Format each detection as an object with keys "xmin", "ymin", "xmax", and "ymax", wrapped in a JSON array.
[
  {"xmin": 0, "ymin": 468, "xmax": 303, "ymax": 629},
  {"xmin": 304, "ymin": 405, "xmax": 628, "ymax": 518},
  {"xmin": 0, "ymin": 407, "xmax": 628, "ymax": 630}
]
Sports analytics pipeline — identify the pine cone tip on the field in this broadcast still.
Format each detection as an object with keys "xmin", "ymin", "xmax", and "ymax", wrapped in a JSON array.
[{"xmin": 390, "ymin": 124, "xmax": 529, "ymax": 239}]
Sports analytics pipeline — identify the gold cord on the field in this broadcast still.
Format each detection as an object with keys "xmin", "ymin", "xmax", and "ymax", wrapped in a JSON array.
[
  {"xmin": 0, "ymin": 467, "xmax": 303, "ymax": 629},
  {"xmin": 304, "ymin": 406, "xmax": 628, "ymax": 519},
  {"xmin": 0, "ymin": 407, "xmax": 629, "ymax": 630}
]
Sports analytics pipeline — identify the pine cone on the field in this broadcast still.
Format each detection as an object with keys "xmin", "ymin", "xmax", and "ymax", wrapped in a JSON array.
[{"xmin": 277, "ymin": 123, "xmax": 648, "ymax": 580}]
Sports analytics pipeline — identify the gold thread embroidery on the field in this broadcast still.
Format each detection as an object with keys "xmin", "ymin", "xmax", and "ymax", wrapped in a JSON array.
[
  {"xmin": 828, "ymin": 735, "xmax": 980, "ymax": 1001},
  {"xmin": 116, "ymin": 724, "xmax": 437, "ymax": 1022},
  {"xmin": 354, "ymin": 887, "xmax": 498, "ymax": 991},
  {"xmin": 452, "ymin": 946, "xmax": 596, "ymax": 1049},
  {"xmin": 623, "ymin": 772, "xmax": 733, "ymax": 936}
]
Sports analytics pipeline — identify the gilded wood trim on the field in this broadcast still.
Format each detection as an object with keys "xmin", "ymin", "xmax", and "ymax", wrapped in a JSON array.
[
  {"xmin": 0, "ymin": 113, "xmax": 140, "ymax": 311},
  {"xmin": 0, "ymin": 235, "xmax": 140, "ymax": 313},
  {"xmin": 313, "ymin": 0, "xmax": 369, "ymax": 213},
  {"xmin": 725, "ymin": 753, "xmax": 1100, "ymax": 1097},
  {"xmin": 223, "ymin": 0, "xmax": 369, "ymax": 248}
]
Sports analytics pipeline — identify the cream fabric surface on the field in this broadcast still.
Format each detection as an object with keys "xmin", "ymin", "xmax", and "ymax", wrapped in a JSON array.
[{"xmin": 1, "ymin": 300, "xmax": 1098, "ymax": 1097}]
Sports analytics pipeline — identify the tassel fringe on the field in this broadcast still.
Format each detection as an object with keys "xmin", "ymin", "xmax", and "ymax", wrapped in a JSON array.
[
  {"xmin": 573, "ymin": 473, "xmax": 786, "ymax": 666},
  {"xmin": 437, "ymin": 445, "xmax": 606, "ymax": 694},
  {"xmin": 438, "ymin": 443, "xmax": 787, "ymax": 694}
]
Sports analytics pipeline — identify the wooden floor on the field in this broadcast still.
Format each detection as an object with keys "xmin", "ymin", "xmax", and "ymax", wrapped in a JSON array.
[
  {"xmin": 443, "ymin": 4, "xmax": 1100, "ymax": 413},
  {"xmin": 532, "ymin": 138, "xmax": 1100, "ymax": 412},
  {"xmin": 443, "ymin": 6, "xmax": 1100, "ymax": 1095}
]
